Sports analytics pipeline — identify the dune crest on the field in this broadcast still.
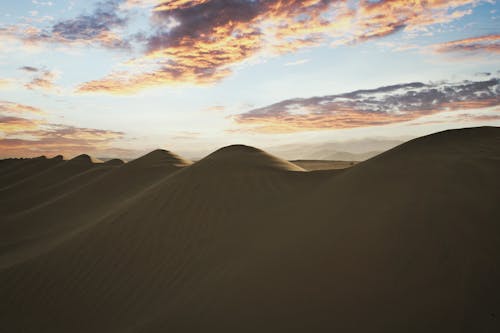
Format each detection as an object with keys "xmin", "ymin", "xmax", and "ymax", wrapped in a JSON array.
[
  {"xmin": 127, "ymin": 149, "xmax": 191, "ymax": 167},
  {"xmin": 197, "ymin": 144, "xmax": 304, "ymax": 172},
  {"xmin": 104, "ymin": 158, "xmax": 125, "ymax": 166},
  {"xmin": 68, "ymin": 154, "xmax": 102, "ymax": 164},
  {"xmin": 51, "ymin": 155, "xmax": 64, "ymax": 161}
]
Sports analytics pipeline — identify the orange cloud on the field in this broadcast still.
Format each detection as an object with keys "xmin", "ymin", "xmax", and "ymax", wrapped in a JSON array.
[
  {"xmin": 124, "ymin": 0, "xmax": 212, "ymax": 11},
  {"xmin": 434, "ymin": 34, "xmax": 500, "ymax": 54},
  {"xmin": 78, "ymin": 20, "xmax": 262, "ymax": 93},
  {"xmin": 0, "ymin": 100, "xmax": 44, "ymax": 114},
  {"xmin": 78, "ymin": 0, "xmax": 482, "ymax": 94},
  {"xmin": 0, "ymin": 116, "xmax": 41, "ymax": 133},
  {"xmin": 154, "ymin": 0, "xmax": 211, "ymax": 11},
  {"xmin": 0, "ymin": 124, "xmax": 128, "ymax": 158},
  {"xmin": 24, "ymin": 69, "xmax": 58, "ymax": 91},
  {"xmin": 0, "ymin": 100, "xmax": 129, "ymax": 158},
  {"xmin": 234, "ymin": 78, "xmax": 500, "ymax": 133},
  {"xmin": 358, "ymin": 0, "xmax": 476, "ymax": 31},
  {"xmin": 234, "ymin": 110, "xmax": 418, "ymax": 133}
]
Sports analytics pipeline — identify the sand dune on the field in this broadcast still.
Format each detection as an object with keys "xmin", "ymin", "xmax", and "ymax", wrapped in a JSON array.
[
  {"xmin": 127, "ymin": 149, "xmax": 191, "ymax": 168},
  {"xmin": 0, "ymin": 149, "xmax": 193, "ymax": 269},
  {"xmin": 69, "ymin": 154, "xmax": 103, "ymax": 164},
  {"xmin": 0, "ymin": 154, "xmax": 109, "ymax": 216},
  {"xmin": 0, "ymin": 156, "xmax": 64, "ymax": 188},
  {"xmin": 104, "ymin": 158, "xmax": 125, "ymax": 166},
  {"xmin": 0, "ymin": 127, "xmax": 499, "ymax": 332},
  {"xmin": 187, "ymin": 145, "xmax": 306, "ymax": 174}
]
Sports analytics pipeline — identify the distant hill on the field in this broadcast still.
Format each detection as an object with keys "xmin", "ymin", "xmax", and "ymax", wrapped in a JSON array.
[{"xmin": 267, "ymin": 138, "xmax": 404, "ymax": 160}]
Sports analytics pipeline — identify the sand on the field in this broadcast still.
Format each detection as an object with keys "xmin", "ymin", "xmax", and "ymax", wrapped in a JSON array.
[{"xmin": 0, "ymin": 126, "xmax": 499, "ymax": 332}]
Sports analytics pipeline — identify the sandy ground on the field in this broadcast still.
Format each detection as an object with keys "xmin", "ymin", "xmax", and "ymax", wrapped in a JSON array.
[{"xmin": 0, "ymin": 126, "xmax": 499, "ymax": 332}]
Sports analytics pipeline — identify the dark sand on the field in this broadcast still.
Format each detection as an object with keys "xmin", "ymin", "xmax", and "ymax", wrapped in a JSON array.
[{"xmin": 0, "ymin": 127, "xmax": 499, "ymax": 332}]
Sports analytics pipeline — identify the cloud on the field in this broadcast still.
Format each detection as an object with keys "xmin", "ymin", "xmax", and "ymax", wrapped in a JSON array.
[
  {"xmin": 411, "ymin": 111, "xmax": 500, "ymax": 126},
  {"xmin": 3, "ymin": 1, "xmax": 130, "ymax": 50},
  {"xmin": 203, "ymin": 105, "xmax": 226, "ymax": 112},
  {"xmin": 448, "ymin": 113, "xmax": 500, "ymax": 122},
  {"xmin": 0, "ymin": 116, "xmax": 41, "ymax": 133},
  {"xmin": 0, "ymin": 100, "xmax": 44, "ymax": 114},
  {"xmin": 0, "ymin": 125, "xmax": 126, "ymax": 158},
  {"xmin": 0, "ymin": 100, "xmax": 45, "ymax": 134},
  {"xmin": 434, "ymin": 34, "xmax": 500, "ymax": 54},
  {"xmin": 78, "ymin": 0, "xmax": 484, "ymax": 94},
  {"xmin": 353, "ymin": 0, "xmax": 477, "ymax": 38},
  {"xmin": 45, "ymin": 0, "xmax": 129, "ymax": 49},
  {"xmin": 0, "ymin": 100, "xmax": 129, "ymax": 158},
  {"xmin": 284, "ymin": 59, "xmax": 310, "ymax": 66},
  {"xmin": 22, "ymin": 125, "xmax": 125, "ymax": 142},
  {"xmin": 32, "ymin": 0, "xmax": 54, "ymax": 6},
  {"xmin": 19, "ymin": 66, "xmax": 39, "ymax": 72},
  {"xmin": 16, "ymin": 66, "xmax": 58, "ymax": 91},
  {"xmin": 233, "ymin": 77, "xmax": 500, "ymax": 133},
  {"xmin": 24, "ymin": 68, "xmax": 58, "ymax": 91}
]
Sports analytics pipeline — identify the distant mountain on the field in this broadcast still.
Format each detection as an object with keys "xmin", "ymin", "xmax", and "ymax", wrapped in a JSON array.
[{"xmin": 266, "ymin": 138, "xmax": 404, "ymax": 161}]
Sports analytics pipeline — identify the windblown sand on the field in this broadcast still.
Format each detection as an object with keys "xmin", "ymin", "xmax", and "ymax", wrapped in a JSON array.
[{"xmin": 0, "ymin": 127, "xmax": 499, "ymax": 332}]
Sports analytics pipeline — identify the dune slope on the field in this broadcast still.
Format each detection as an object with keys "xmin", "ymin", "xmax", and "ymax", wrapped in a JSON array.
[
  {"xmin": 0, "ymin": 155, "xmax": 112, "ymax": 216},
  {"xmin": 0, "ymin": 150, "xmax": 192, "ymax": 269},
  {"xmin": 0, "ymin": 156, "xmax": 64, "ymax": 188},
  {"xmin": 187, "ymin": 126, "xmax": 500, "ymax": 332}
]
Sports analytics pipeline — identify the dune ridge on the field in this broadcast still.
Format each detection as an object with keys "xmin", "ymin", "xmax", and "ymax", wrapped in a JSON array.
[
  {"xmin": 104, "ymin": 158, "xmax": 125, "ymax": 166},
  {"xmin": 127, "ymin": 149, "xmax": 191, "ymax": 167},
  {"xmin": 0, "ymin": 127, "xmax": 499, "ymax": 332},
  {"xmin": 191, "ymin": 144, "xmax": 305, "ymax": 172},
  {"xmin": 69, "ymin": 154, "xmax": 101, "ymax": 164}
]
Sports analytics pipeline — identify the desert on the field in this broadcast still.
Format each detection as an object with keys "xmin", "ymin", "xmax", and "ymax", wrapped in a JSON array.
[
  {"xmin": 1, "ymin": 1, "xmax": 499, "ymax": 331},
  {"xmin": 1, "ymin": 127, "xmax": 499, "ymax": 332}
]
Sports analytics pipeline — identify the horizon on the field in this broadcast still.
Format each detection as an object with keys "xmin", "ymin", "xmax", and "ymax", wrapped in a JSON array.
[
  {"xmin": 1, "ymin": 0, "xmax": 499, "ymax": 159},
  {"xmin": 2, "ymin": 125, "xmax": 497, "ymax": 162}
]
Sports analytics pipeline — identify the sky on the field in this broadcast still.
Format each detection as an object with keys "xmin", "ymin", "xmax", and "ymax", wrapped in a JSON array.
[{"xmin": 0, "ymin": 0, "xmax": 499, "ymax": 159}]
